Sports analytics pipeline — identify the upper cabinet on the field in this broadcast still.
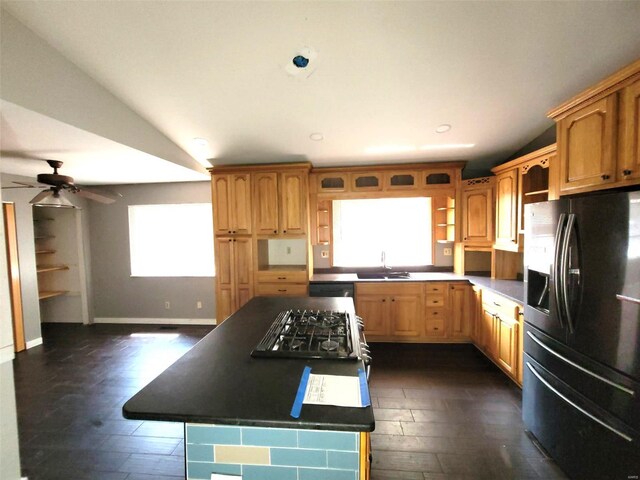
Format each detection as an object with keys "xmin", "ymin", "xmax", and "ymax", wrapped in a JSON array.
[
  {"xmin": 212, "ymin": 173, "xmax": 252, "ymax": 235},
  {"xmin": 253, "ymin": 168, "xmax": 309, "ymax": 236},
  {"xmin": 461, "ymin": 177, "xmax": 494, "ymax": 245},
  {"xmin": 548, "ymin": 58, "xmax": 640, "ymax": 195},
  {"xmin": 312, "ymin": 163, "xmax": 463, "ymax": 196},
  {"xmin": 494, "ymin": 169, "xmax": 519, "ymax": 249},
  {"xmin": 556, "ymin": 95, "xmax": 617, "ymax": 192},
  {"xmin": 491, "ymin": 144, "xmax": 556, "ymax": 252},
  {"xmin": 620, "ymin": 78, "xmax": 640, "ymax": 182}
]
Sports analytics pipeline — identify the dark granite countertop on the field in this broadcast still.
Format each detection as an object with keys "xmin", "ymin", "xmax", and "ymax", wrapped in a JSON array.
[
  {"xmin": 465, "ymin": 276, "xmax": 524, "ymax": 304},
  {"xmin": 310, "ymin": 273, "xmax": 524, "ymax": 304},
  {"xmin": 123, "ymin": 296, "xmax": 374, "ymax": 432}
]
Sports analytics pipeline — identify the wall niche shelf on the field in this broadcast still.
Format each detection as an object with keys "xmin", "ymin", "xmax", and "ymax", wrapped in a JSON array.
[{"xmin": 38, "ymin": 290, "xmax": 68, "ymax": 300}]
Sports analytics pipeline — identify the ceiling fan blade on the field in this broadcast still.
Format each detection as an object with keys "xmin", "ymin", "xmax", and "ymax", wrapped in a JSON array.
[
  {"xmin": 74, "ymin": 187, "xmax": 118, "ymax": 204},
  {"xmin": 1, "ymin": 181, "xmax": 40, "ymax": 189}
]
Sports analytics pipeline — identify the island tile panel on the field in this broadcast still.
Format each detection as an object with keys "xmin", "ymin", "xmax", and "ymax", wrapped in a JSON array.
[{"xmin": 186, "ymin": 423, "xmax": 360, "ymax": 480}]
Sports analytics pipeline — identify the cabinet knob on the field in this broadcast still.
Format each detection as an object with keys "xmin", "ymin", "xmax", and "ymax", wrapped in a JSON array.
[
  {"xmin": 464, "ymin": 237, "xmax": 467, "ymax": 240},
  {"xmin": 278, "ymin": 289, "xmax": 286, "ymax": 292},
  {"xmin": 228, "ymin": 230, "xmax": 231, "ymax": 233},
  {"xmin": 382, "ymin": 299, "xmax": 386, "ymax": 302},
  {"xmin": 434, "ymin": 327, "xmax": 439, "ymax": 331},
  {"xmin": 228, "ymin": 239, "xmax": 232, "ymax": 242},
  {"xmin": 623, "ymin": 169, "xmax": 633, "ymax": 176},
  {"xmin": 283, "ymin": 230, "xmax": 287, "ymax": 233},
  {"xmin": 392, "ymin": 298, "xmax": 395, "ymax": 302},
  {"xmin": 274, "ymin": 230, "xmax": 277, "ymax": 234},
  {"xmin": 601, "ymin": 174, "xmax": 611, "ymax": 180}
]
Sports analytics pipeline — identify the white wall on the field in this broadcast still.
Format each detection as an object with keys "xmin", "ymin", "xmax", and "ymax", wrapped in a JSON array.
[
  {"xmin": 0, "ymin": 9, "xmax": 206, "ymax": 175},
  {"xmin": 89, "ymin": 182, "xmax": 216, "ymax": 323},
  {"xmin": 0, "ymin": 177, "xmax": 23, "ymax": 480}
]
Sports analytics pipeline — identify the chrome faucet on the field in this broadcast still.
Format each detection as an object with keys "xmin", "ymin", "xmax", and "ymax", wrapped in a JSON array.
[{"xmin": 381, "ymin": 250, "xmax": 391, "ymax": 270}]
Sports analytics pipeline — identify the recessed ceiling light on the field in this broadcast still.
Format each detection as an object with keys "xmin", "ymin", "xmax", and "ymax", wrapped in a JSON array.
[
  {"xmin": 192, "ymin": 137, "xmax": 209, "ymax": 147},
  {"xmin": 419, "ymin": 143, "xmax": 475, "ymax": 150},
  {"xmin": 309, "ymin": 133, "xmax": 324, "ymax": 141},
  {"xmin": 435, "ymin": 124, "xmax": 452, "ymax": 133}
]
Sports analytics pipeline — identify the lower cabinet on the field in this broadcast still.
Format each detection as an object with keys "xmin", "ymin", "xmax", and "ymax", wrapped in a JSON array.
[
  {"xmin": 355, "ymin": 283, "xmax": 423, "ymax": 339},
  {"xmin": 475, "ymin": 289, "xmax": 523, "ymax": 385},
  {"xmin": 356, "ymin": 281, "xmax": 473, "ymax": 342},
  {"xmin": 255, "ymin": 269, "xmax": 308, "ymax": 296},
  {"xmin": 215, "ymin": 237, "xmax": 253, "ymax": 323}
]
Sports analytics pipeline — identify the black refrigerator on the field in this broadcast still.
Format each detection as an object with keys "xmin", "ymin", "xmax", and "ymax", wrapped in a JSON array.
[{"xmin": 523, "ymin": 190, "xmax": 640, "ymax": 480}]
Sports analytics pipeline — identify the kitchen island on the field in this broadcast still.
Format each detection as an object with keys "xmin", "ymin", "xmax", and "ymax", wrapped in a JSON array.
[{"xmin": 123, "ymin": 296, "xmax": 374, "ymax": 480}]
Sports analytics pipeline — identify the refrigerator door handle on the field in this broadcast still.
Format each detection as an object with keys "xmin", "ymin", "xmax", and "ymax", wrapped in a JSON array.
[
  {"xmin": 525, "ymin": 362, "xmax": 633, "ymax": 442},
  {"xmin": 560, "ymin": 213, "xmax": 576, "ymax": 333},
  {"xmin": 553, "ymin": 213, "xmax": 567, "ymax": 329},
  {"xmin": 526, "ymin": 331, "xmax": 635, "ymax": 396}
]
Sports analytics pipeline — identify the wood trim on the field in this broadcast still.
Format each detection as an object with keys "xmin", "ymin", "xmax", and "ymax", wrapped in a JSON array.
[
  {"xmin": 311, "ymin": 161, "xmax": 467, "ymax": 174},
  {"xmin": 491, "ymin": 144, "xmax": 556, "ymax": 174},
  {"xmin": 547, "ymin": 58, "xmax": 640, "ymax": 120},
  {"xmin": 208, "ymin": 162, "xmax": 312, "ymax": 174},
  {"xmin": 461, "ymin": 176, "xmax": 495, "ymax": 188},
  {"xmin": 3, "ymin": 202, "xmax": 26, "ymax": 352}
]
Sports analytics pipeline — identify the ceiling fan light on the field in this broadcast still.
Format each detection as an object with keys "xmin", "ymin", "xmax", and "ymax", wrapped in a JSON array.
[{"xmin": 30, "ymin": 189, "xmax": 77, "ymax": 209}]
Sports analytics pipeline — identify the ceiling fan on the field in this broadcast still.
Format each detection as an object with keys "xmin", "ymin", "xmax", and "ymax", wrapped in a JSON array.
[{"xmin": 4, "ymin": 160, "xmax": 120, "ymax": 207}]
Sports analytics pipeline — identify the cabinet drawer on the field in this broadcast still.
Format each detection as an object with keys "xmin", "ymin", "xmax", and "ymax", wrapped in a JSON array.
[
  {"xmin": 425, "ymin": 318, "xmax": 446, "ymax": 337},
  {"xmin": 256, "ymin": 283, "xmax": 308, "ymax": 296},
  {"xmin": 482, "ymin": 290, "xmax": 521, "ymax": 320},
  {"xmin": 425, "ymin": 308, "xmax": 445, "ymax": 318},
  {"xmin": 356, "ymin": 282, "xmax": 423, "ymax": 296},
  {"xmin": 426, "ymin": 296, "xmax": 445, "ymax": 307},
  {"xmin": 256, "ymin": 270, "xmax": 307, "ymax": 284},
  {"xmin": 425, "ymin": 283, "xmax": 445, "ymax": 294}
]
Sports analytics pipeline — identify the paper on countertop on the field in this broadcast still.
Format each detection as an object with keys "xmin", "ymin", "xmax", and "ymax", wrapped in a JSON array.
[{"xmin": 303, "ymin": 372, "xmax": 369, "ymax": 408}]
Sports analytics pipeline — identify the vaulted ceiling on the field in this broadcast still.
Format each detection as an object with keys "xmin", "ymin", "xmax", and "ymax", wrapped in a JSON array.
[{"xmin": 1, "ymin": 1, "xmax": 640, "ymax": 185}]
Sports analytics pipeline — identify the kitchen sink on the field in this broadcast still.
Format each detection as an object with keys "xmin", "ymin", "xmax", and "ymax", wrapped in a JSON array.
[{"xmin": 356, "ymin": 272, "xmax": 411, "ymax": 279}]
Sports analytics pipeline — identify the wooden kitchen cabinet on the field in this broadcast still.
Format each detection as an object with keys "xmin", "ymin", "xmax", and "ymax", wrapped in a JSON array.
[
  {"xmin": 620, "ymin": 78, "xmax": 640, "ymax": 182},
  {"xmin": 215, "ymin": 237, "xmax": 253, "ymax": 323},
  {"xmin": 253, "ymin": 172, "xmax": 280, "ymax": 234},
  {"xmin": 355, "ymin": 294, "xmax": 390, "ymax": 336},
  {"xmin": 355, "ymin": 283, "xmax": 423, "ymax": 339},
  {"xmin": 548, "ymin": 58, "xmax": 640, "ymax": 194},
  {"xmin": 253, "ymin": 169, "xmax": 309, "ymax": 236},
  {"xmin": 461, "ymin": 177, "xmax": 494, "ymax": 245},
  {"xmin": 494, "ymin": 169, "xmax": 519, "ymax": 250},
  {"xmin": 212, "ymin": 173, "xmax": 252, "ymax": 235},
  {"xmin": 495, "ymin": 314, "xmax": 519, "ymax": 377},
  {"xmin": 473, "ymin": 288, "xmax": 523, "ymax": 386},
  {"xmin": 490, "ymin": 144, "xmax": 555, "ymax": 255},
  {"xmin": 557, "ymin": 94, "xmax": 618, "ymax": 192},
  {"xmin": 448, "ymin": 283, "xmax": 474, "ymax": 338}
]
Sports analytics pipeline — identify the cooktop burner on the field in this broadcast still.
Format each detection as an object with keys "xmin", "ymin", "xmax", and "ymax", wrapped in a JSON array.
[{"xmin": 251, "ymin": 309, "xmax": 362, "ymax": 360}]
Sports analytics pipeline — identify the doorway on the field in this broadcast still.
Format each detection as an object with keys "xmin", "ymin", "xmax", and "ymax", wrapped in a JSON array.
[{"xmin": 3, "ymin": 202, "xmax": 26, "ymax": 352}]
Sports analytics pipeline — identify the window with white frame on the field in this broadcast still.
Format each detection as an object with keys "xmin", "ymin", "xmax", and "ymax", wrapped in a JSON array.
[
  {"xmin": 128, "ymin": 203, "xmax": 214, "ymax": 277},
  {"xmin": 332, "ymin": 197, "xmax": 432, "ymax": 267}
]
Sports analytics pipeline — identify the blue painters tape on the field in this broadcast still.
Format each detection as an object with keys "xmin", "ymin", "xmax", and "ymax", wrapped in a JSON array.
[
  {"xmin": 290, "ymin": 365, "xmax": 312, "ymax": 418},
  {"xmin": 358, "ymin": 369, "xmax": 371, "ymax": 407}
]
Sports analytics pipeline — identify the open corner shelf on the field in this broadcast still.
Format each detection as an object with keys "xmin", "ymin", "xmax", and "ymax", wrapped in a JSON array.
[
  {"xmin": 38, "ymin": 290, "xmax": 68, "ymax": 300},
  {"xmin": 36, "ymin": 265, "xmax": 69, "ymax": 274}
]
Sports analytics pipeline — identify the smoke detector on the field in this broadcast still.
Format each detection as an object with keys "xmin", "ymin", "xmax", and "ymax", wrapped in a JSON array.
[{"xmin": 285, "ymin": 46, "xmax": 318, "ymax": 78}]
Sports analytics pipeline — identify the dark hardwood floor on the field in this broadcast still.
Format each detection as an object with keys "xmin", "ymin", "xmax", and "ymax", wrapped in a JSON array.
[{"xmin": 13, "ymin": 324, "xmax": 566, "ymax": 480}]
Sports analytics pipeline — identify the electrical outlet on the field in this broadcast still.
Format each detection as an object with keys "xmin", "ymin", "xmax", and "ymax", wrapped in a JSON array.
[
  {"xmin": 164, "ymin": 301, "xmax": 171, "ymax": 309},
  {"xmin": 443, "ymin": 247, "xmax": 452, "ymax": 256},
  {"xmin": 321, "ymin": 250, "xmax": 329, "ymax": 258},
  {"xmin": 286, "ymin": 246, "xmax": 291, "ymax": 254},
  {"xmin": 196, "ymin": 301, "xmax": 202, "ymax": 309}
]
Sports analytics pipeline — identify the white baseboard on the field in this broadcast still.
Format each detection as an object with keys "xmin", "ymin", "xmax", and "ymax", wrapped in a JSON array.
[
  {"xmin": 26, "ymin": 337, "xmax": 43, "ymax": 349},
  {"xmin": 0, "ymin": 345, "xmax": 15, "ymax": 364},
  {"xmin": 93, "ymin": 317, "xmax": 217, "ymax": 326}
]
